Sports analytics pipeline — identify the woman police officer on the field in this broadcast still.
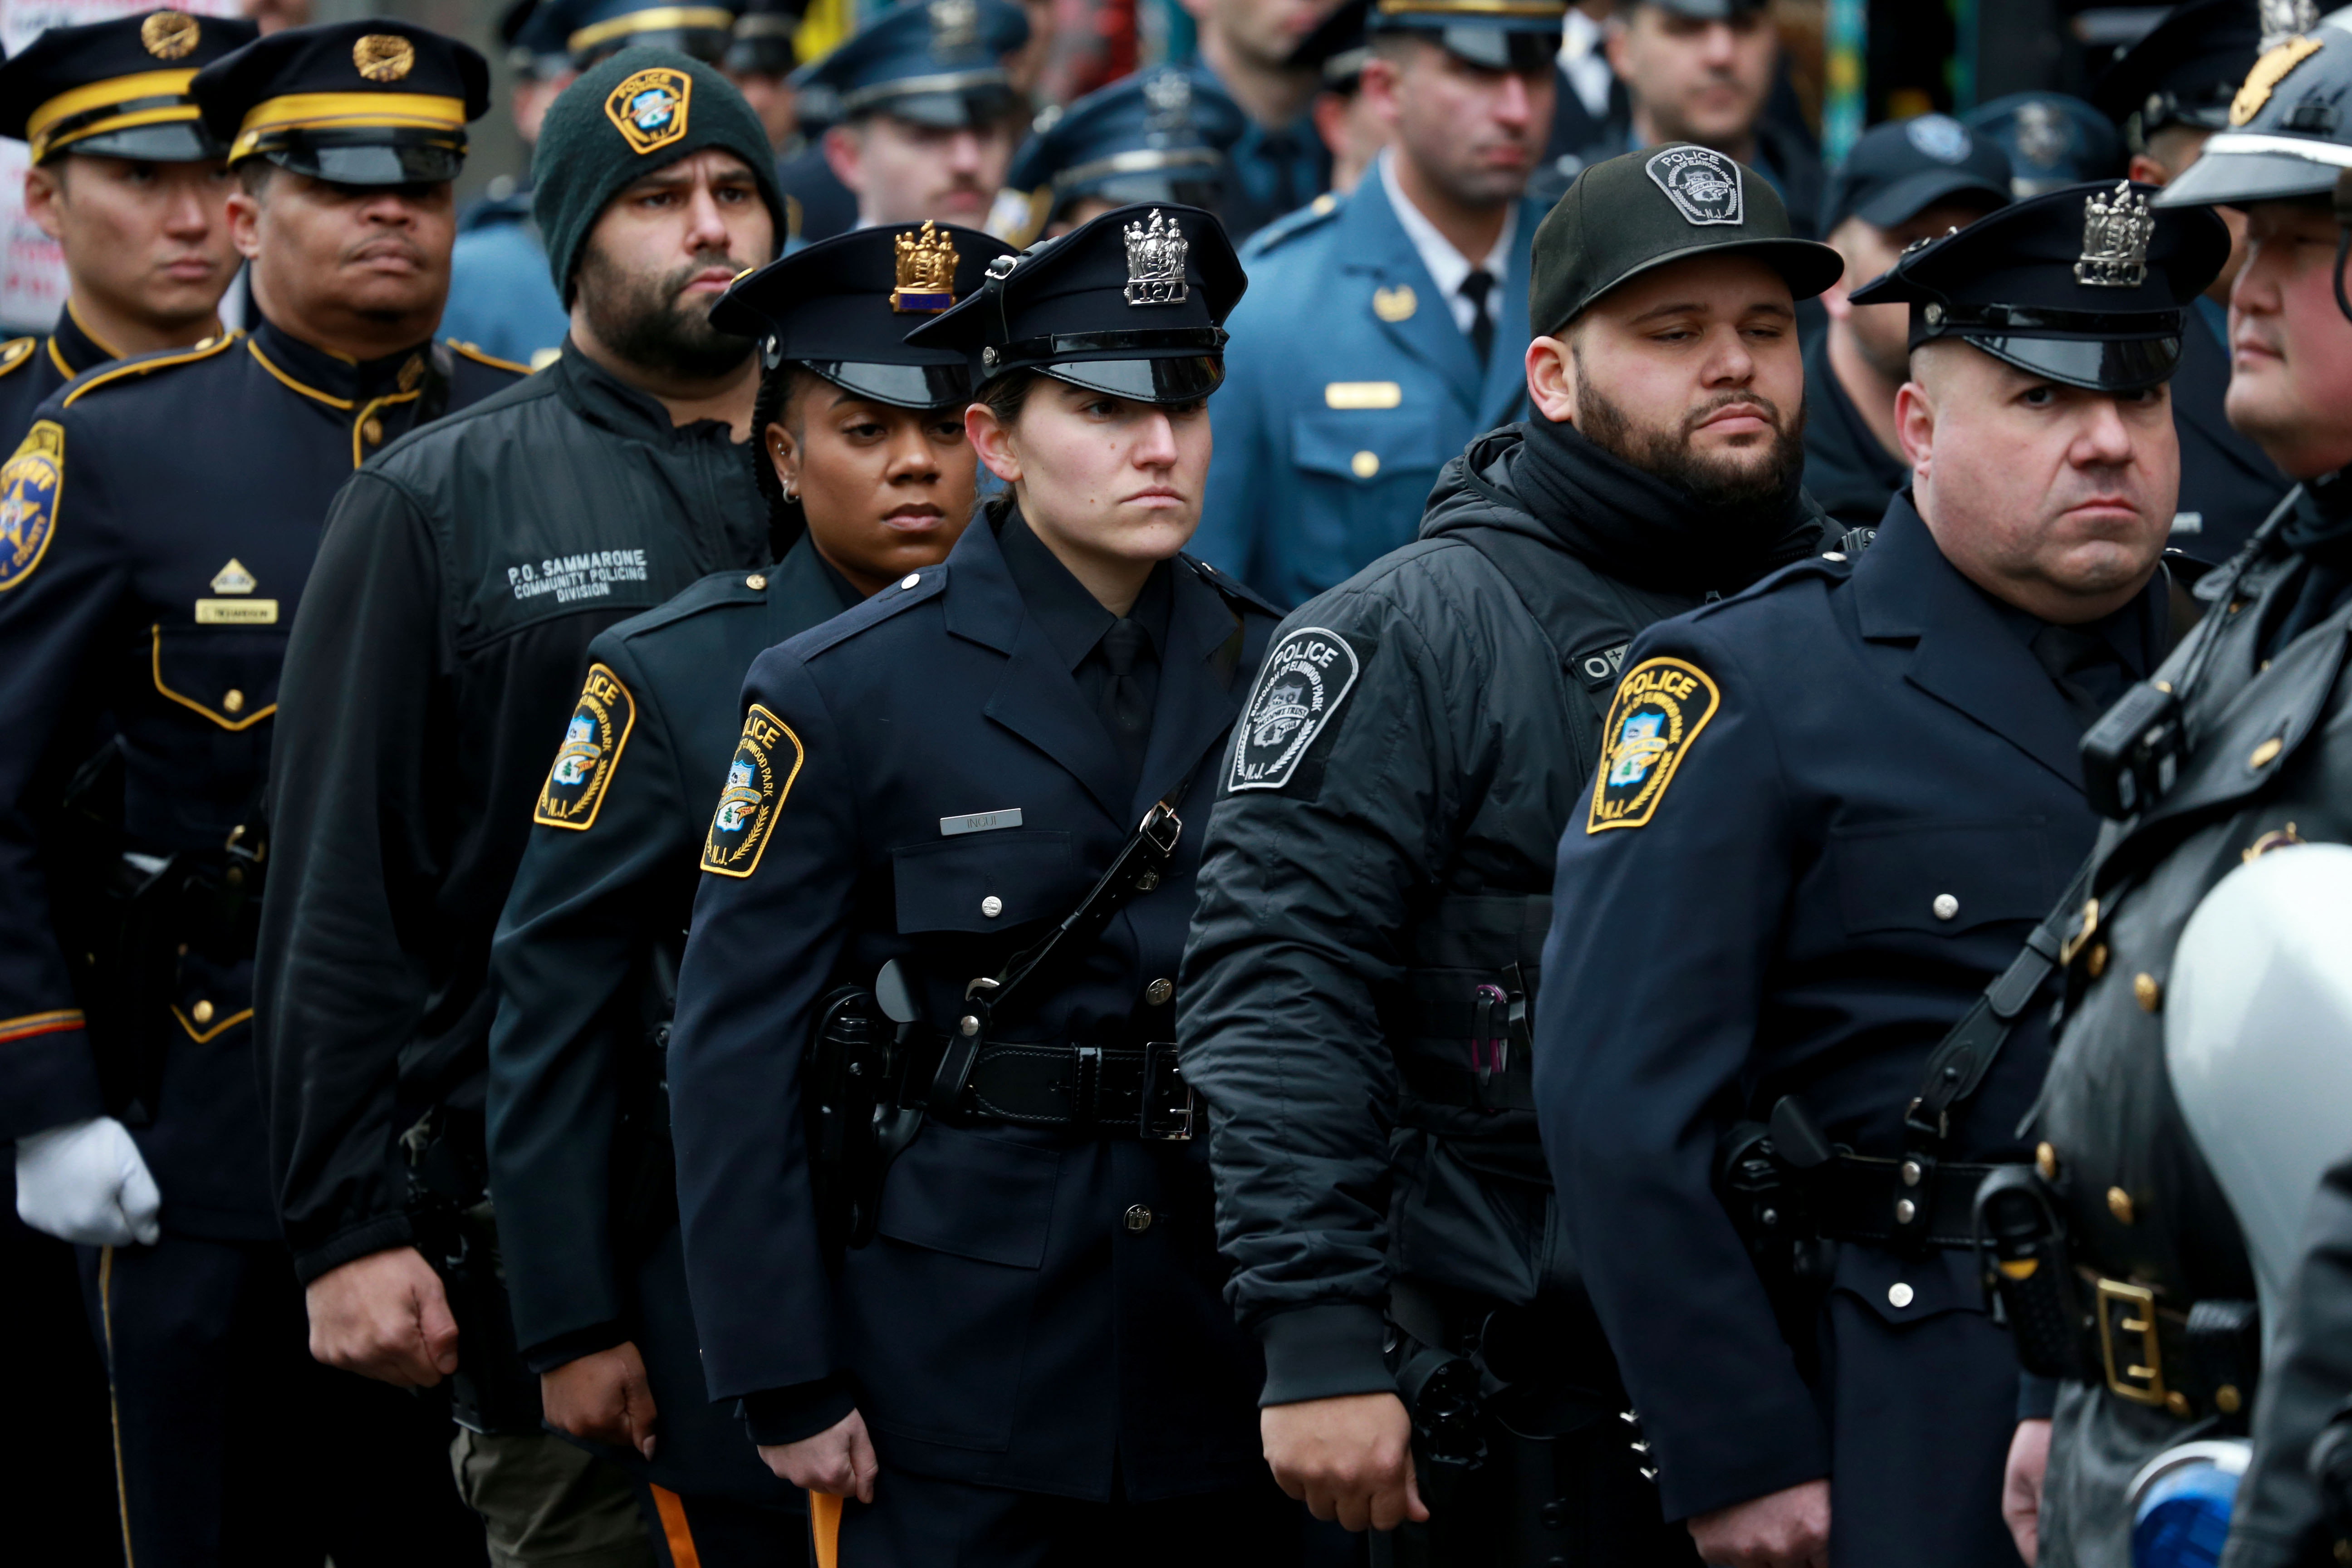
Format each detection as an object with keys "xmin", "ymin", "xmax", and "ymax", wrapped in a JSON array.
[
  {"xmin": 662, "ymin": 204, "xmax": 1304, "ymax": 1563},
  {"xmin": 485, "ymin": 220, "xmax": 1012, "ymax": 1560}
]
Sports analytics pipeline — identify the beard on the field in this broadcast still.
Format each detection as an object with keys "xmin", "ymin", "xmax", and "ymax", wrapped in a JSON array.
[
  {"xmin": 1573, "ymin": 359, "xmax": 1808, "ymax": 530},
  {"xmin": 576, "ymin": 241, "xmax": 755, "ymax": 381}
]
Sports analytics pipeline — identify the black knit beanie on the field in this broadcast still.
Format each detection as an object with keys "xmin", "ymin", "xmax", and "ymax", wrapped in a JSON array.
[{"xmin": 531, "ymin": 46, "xmax": 787, "ymax": 305}]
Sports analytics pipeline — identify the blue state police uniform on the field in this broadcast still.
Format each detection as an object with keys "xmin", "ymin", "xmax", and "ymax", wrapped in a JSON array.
[
  {"xmin": 0, "ymin": 318, "xmax": 519, "ymax": 1564},
  {"xmin": 1193, "ymin": 172, "xmax": 1544, "ymax": 608},
  {"xmin": 443, "ymin": 188, "xmax": 572, "ymax": 368},
  {"xmin": 666, "ymin": 517, "xmax": 1294, "ymax": 1553},
  {"xmin": 1186, "ymin": 61, "xmax": 1326, "ymax": 242},
  {"xmin": 1534, "ymin": 498, "xmax": 2166, "ymax": 1565},
  {"xmin": 488, "ymin": 539, "xmax": 855, "ymax": 1552}
]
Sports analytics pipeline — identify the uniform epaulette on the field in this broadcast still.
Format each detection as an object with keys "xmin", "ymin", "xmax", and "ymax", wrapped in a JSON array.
[
  {"xmin": 1240, "ymin": 191, "xmax": 1342, "ymax": 261},
  {"xmin": 446, "ymin": 338, "xmax": 531, "ymax": 376},
  {"xmin": 613, "ymin": 565, "xmax": 771, "ymax": 641},
  {"xmin": 1183, "ymin": 554, "xmax": 1279, "ymax": 617},
  {"xmin": 60, "ymin": 330, "xmax": 238, "ymax": 407},
  {"xmin": 0, "ymin": 336, "xmax": 35, "ymax": 379},
  {"xmin": 789, "ymin": 563, "xmax": 946, "ymax": 660}
]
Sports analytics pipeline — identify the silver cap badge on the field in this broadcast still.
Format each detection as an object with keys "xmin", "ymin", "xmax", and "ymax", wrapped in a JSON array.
[
  {"xmin": 2076, "ymin": 181, "xmax": 2155, "ymax": 289},
  {"xmin": 1143, "ymin": 69, "xmax": 1191, "ymax": 128},
  {"xmin": 930, "ymin": 0, "xmax": 979, "ymax": 52},
  {"xmin": 1124, "ymin": 209, "xmax": 1190, "ymax": 305},
  {"xmin": 2259, "ymin": 0, "xmax": 2321, "ymax": 53}
]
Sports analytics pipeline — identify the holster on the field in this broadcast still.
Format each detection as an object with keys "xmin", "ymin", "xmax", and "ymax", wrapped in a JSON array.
[
  {"xmin": 402, "ymin": 1105, "xmax": 542, "ymax": 1434},
  {"xmin": 805, "ymin": 987, "xmax": 900, "ymax": 1265}
]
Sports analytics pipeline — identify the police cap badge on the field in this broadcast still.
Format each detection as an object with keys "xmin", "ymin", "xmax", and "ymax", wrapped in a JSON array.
[{"xmin": 606, "ymin": 64, "xmax": 691, "ymax": 155}]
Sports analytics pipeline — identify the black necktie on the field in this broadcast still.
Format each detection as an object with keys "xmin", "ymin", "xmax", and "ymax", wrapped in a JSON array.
[
  {"xmin": 2029, "ymin": 622, "xmax": 2129, "ymax": 730},
  {"xmin": 1261, "ymin": 132, "xmax": 1301, "ymax": 219},
  {"xmin": 1097, "ymin": 617, "xmax": 1155, "ymax": 780},
  {"xmin": 1460, "ymin": 269, "xmax": 1496, "ymax": 369}
]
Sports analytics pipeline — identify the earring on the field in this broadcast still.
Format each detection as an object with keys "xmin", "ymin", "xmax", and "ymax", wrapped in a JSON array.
[{"xmin": 784, "ymin": 480, "xmax": 799, "ymax": 501}]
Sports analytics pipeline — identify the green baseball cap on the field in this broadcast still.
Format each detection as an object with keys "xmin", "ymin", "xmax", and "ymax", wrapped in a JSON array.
[{"xmin": 1532, "ymin": 143, "xmax": 1844, "ymax": 335}]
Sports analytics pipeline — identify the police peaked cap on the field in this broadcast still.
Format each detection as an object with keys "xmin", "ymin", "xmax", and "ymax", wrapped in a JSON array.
[
  {"xmin": 794, "ymin": 0, "xmax": 1027, "ymax": 129},
  {"xmin": 1533, "ymin": 143, "xmax": 1844, "ymax": 333},
  {"xmin": 713, "ymin": 221, "xmax": 1014, "ymax": 408},
  {"xmin": 905, "ymin": 201, "xmax": 1246, "ymax": 405},
  {"xmin": 1962, "ymin": 93, "xmax": 2124, "ymax": 196},
  {"xmin": 2089, "ymin": 0, "xmax": 2262, "ymax": 143},
  {"xmin": 0, "ymin": 11, "xmax": 260, "ymax": 164},
  {"xmin": 1288, "ymin": 0, "xmax": 1373, "ymax": 89},
  {"xmin": 2155, "ymin": 13, "xmax": 2352, "ymax": 208},
  {"xmin": 1849, "ymin": 178, "xmax": 2229, "ymax": 391},
  {"xmin": 193, "ymin": 20, "xmax": 490, "ymax": 187},
  {"xmin": 1371, "ymin": 0, "xmax": 1568, "ymax": 72},
  {"xmin": 545, "ymin": 0, "xmax": 742, "ymax": 70},
  {"xmin": 999, "ymin": 68, "xmax": 1246, "ymax": 245},
  {"xmin": 725, "ymin": 0, "xmax": 810, "ymax": 76}
]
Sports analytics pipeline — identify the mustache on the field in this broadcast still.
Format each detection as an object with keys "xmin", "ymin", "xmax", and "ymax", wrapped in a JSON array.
[
  {"xmin": 660, "ymin": 248, "xmax": 753, "ymax": 304},
  {"xmin": 343, "ymin": 234, "xmax": 427, "ymax": 267},
  {"xmin": 1683, "ymin": 389, "xmax": 1787, "ymax": 436}
]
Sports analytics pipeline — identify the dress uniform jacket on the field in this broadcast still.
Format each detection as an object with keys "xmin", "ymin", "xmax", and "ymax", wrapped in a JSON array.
[
  {"xmin": 1535, "ymin": 496, "xmax": 2164, "ymax": 1561},
  {"xmin": 2167, "ymin": 299, "xmax": 2289, "ymax": 568},
  {"xmin": 1191, "ymin": 174, "xmax": 1546, "ymax": 608},
  {"xmin": 486, "ymin": 536, "xmax": 852, "ymax": 1505},
  {"xmin": 2031, "ymin": 491, "xmax": 2352, "ymax": 1568},
  {"xmin": 0, "ymin": 319, "xmax": 520, "ymax": 1230},
  {"xmin": 0, "ymin": 303, "xmax": 122, "ymax": 449},
  {"xmin": 666, "ymin": 512, "xmax": 1279, "ymax": 1501},
  {"xmin": 257, "ymin": 340, "xmax": 772, "ymax": 1285}
]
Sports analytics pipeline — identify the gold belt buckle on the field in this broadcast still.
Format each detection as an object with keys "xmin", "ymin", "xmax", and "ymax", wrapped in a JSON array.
[{"xmin": 2095, "ymin": 1277, "xmax": 2167, "ymax": 1406}]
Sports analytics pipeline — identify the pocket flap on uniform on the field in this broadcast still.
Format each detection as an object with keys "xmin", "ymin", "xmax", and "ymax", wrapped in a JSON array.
[
  {"xmin": 1830, "ymin": 1241, "xmax": 1984, "ymax": 1325},
  {"xmin": 1290, "ymin": 408, "xmax": 1447, "ymax": 485},
  {"xmin": 151, "ymin": 624, "xmax": 284, "ymax": 731},
  {"xmin": 1830, "ymin": 819, "xmax": 2057, "ymax": 936},
  {"xmin": 890, "ymin": 830, "xmax": 1075, "ymax": 934},
  {"xmin": 872, "ymin": 1122, "xmax": 1059, "ymax": 1268}
]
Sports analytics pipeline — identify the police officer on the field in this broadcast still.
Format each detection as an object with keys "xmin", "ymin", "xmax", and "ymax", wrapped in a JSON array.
[
  {"xmin": 779, "ymin": 0, "xmax": 1027, "ymax": 242},
  {"xmin": 666, "ymin": 202, "xmax": 1297, "ymax": 1564},
  {"xmin": 1182, "ymin": 0, "xmax": 1333, "ymax": 239},
  {"xmin": 724, "ymin": 0, "xmax": 810, "ymax": 152},
  {"xmin": 2092, "ymin": 0, "xmax": 2291, "ymax": 568},
  {"xmin": 988, "ymin": 64, "xmax": 1246, "ymax": 245},
  {"xmin": 1964, "ymin": 92, "xmax": 2126, "ymax": 197},
  {"xmin": 0, "ymin": 19, "xmax": 518, "ymax": 1566},
  {"xmin": 1986, "ymin": 19, "xmax": 2352, "ymax": 1566},
  {"xmin": 1287, "ymin": 0, "xmax": 1386, "ymax": 197},
  {"xmin": 258, "ymin": 46, "xmax": 787, "ymax": 1565},
  {"xmin": 0, "ymin": 11, "xmax": 259, "ymax": 443},
  {"xmin": 1804, "ymin": 114, "xmax": 2011, "ymax": 529},
  {"xmin": 442, "ymin": 0, "xmax": 576, "ymax": 368},
  {"xmin": 1194, "ymin": 0, "xmax": 1560, "ymax": 609},
  {"xmin": 1181, "ymin": 144, "xmax": 1842, "ymax": 1563},
  {"xmin": 1533, "ymin": 181, "xmax": 2224, "ymax": 1567},
  {"xmin": 485, "ymin": 220, "xmax": 1011, "ymax": 1565}
]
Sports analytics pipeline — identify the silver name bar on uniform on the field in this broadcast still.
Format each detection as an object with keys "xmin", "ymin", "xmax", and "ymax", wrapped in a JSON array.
[{"xmin": 940, "ymin": 808, "xmax": 1023, "ymax": 836}]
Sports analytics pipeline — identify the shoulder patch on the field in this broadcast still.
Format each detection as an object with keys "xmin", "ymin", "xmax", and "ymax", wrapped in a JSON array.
[
  {"xmin": 1569, "ymin": 639, "xmax": 1631, "ymax": 693},
  {"xmin": 446, "ymin": 338, "xmax": 531, "ymax": 376},
  {"xmin": 1587, "ymin": 657, "xmax": 1720, "ymax": 833},
  {"xmin": 1230, "ymin": 626, "xmax": 1362, "ymax": 792},
  {"xmin": 535, "ymin": 663, "xmax": 637, "ymax": 829},
  {"xmin": 60, "ymin": 331, "xmax": 236, "ymax": 407},
  {"xmin": 0, "ymin": 336, "xmax": 34, "ymax": 378},
  {"xmin": 702, "ymin": 702, "xmax": 804, "ymax": 877},
  {"xmin": 0, "ymin": 420, "xmax": 64, "ymax": 593}
]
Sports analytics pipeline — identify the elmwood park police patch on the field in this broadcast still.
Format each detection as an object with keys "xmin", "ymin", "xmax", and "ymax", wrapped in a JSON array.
[
  {"xmin": 1230, "ymin": 627, "xmax": 1361, "ymax": 792},
  {"xmin": 1587, "ymin": 657, "xmax": 1720, "ymax": 833},
  {"xmin": 702, "ymin": 702, "xmax": 803, "ymax": 877},
  {"xmin": 534, "ymin": 663, "xmax": 636, "ymax": 829},
  {"xmin": 0, "ymin": 420, "xmax": 63, "ymax": 593},
  {"xmin": 607, "ymin": 67, "xmax": 692, "ymax": 156}
]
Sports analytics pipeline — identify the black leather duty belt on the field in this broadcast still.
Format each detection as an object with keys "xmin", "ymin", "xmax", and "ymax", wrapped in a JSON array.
[
  {"xmin": 905, "ymin": 1034, "xmax": 1196, "ymax": 1141},
  {"xmin": 1817, "ymin": 1154, "xmax": 1996, "ymax": 1249}
]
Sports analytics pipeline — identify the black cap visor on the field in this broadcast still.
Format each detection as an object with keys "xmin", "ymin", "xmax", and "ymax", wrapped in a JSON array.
[
  {"xmin": 1958, "ymin": 331, "xmax": 2182, "ymax": 392},
  {"xmin": 1056, "ymin": 171, "xmax": 1225, "ymax": 225},
  {"xmin": 574, "ymin": 24, "xmax": 733, "ymax": 69},
  {"xmin": 48, "ymin": 120, "xmax": 224, "ymax": 166},
  {"xmin": 855, "ymin": 79, "xmax": 1016, "ymax": 130},
  {"xmin": 1378, "ymin": 20, "xmax": 1558, "ymax": 72},
  {"xmin": 801, "ymin": 358, "xmax": 972, "ymax": 409},
  {"xmin": 2153, "ymin": 136, "xmax": 2351, "ymax": 208},
  {"xmin": 1842, "ymin": 167, "xmax": 2010, "ymax": 233},
  {"xmin": 255, "ymin": 129, "xmax": 465, "ymax": 186},
  {"xmin": 1038, "ymin": 353, "xmax": 1225, "ymax": 404},
  {"xmin": 1562, "ymin": 235, "xmax": 1845, "ymax": 332}
]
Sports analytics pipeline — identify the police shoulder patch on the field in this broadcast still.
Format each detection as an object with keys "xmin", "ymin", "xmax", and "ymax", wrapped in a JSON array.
[
  {"xmin": 1586, "ymin": 656, "xmax": 1721, "ymax": 833},
  {"xmin": 0, "ymin": 419, "xmax": 64, "ymax": 593},
  {"xmin": 536, "ymin": 663, "xmax": 637, "ymax": 829},
  {"xmin": 702, "ymin": 702, "xmax": 804, "ymax": 877},
  {"xmin": 1230, "ymin": 626, "xmax": 1361, "ymax": 792}
]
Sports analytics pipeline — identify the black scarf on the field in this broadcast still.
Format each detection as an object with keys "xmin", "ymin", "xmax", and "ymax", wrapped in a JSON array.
[
  {"xmin": 1509, "ymin": 412, "xmax": 1824, "ymax": 597},
  {"xmin": 2266, "ymin": 469, "xmax": 2352, "ymax": 655}
]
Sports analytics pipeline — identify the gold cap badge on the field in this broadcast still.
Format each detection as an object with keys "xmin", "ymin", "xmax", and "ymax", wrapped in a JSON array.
[
  {"xmin": 353, "ymin": 34, "xmax": 416, "ymax": 83},
  {"xmin": 605, "ymin": 67, "xmax": 692, "ymax": 156},
  {"xmin": 141, "ymin": 11, "xmax": 200, "ymax": 60},
  {"xmin": 2232, "ymin": 34, "xmax": 2325, "ymax": 125},
  {"xmin": 891, "ymin": 221, "xmax": 960, "ymax": 313}
]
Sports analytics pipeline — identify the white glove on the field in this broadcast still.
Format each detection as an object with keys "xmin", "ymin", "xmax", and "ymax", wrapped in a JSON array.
[{"xmin": 15, "ymin": 1117, "xmax": 161, "ymax": 1246}]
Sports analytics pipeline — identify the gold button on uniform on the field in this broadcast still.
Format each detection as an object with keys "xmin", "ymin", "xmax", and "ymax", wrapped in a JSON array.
[
  {"xmin": 2216, "ymin": 1384, "xmax": 2243, "ymax": 1415},
  {"xmin": 2135, "ymin": 973, "xmax": 2163, "ymax": 1012},
  {"xmin": 980, "ymin": 895, "xmax": 1003, "ymax": 918},
  {"xmin": 1145, "ymin": 978, "xmax": 1173, "ymax": 1006},
  {"xmin": 361, "ymin": 417, "xmax": 384, "ymax": 445},
  {"xmin": 1123, "ymin": 1204, "xmax": 1153, "ymax": 1233},
  {"xmin": 1350, "ymin": 450, "xmax": 1380, "ymax": 480},
  {"xmin": 1931, "ymin": 893, "xmax": 1959, "ymax": 921},
  {"xmin": 2250, "ymin": 737, "xmax": 2283, "ymax": 769},
  {"xmin": 2166, "ymin": 1391, "xmax": 2192, "ymax": 1418},
  {"xmin": 746, "ymin": 573, "xmax": 767, "ymax": 590},
  {"xmin": 2087, "ymin": 943, "xmax": 2107, "ymax": 978},
  {"xmin": 191, "ymin": 999, "xmax": 215, "ymax": 1025},
  {"xmin": 2036, "ymin": 1142, "xmax": 2059, "ymax": 1181},
  {"xmin": 2108, "ymin": 1186, "xmax": 2136, "ymax": 1225},
  {"xmin": 222, "ymin": 688, "xmax": 245, "ymax": 714}
]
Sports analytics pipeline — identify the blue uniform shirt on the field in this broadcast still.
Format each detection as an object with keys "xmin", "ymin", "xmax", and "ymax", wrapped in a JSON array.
[
  {"xmin": 442, "ymin": 191, "xmax": 571, "ymax": 368},
  {"xmin": 1193, "ymin": 171, "xmax": 1544, "ymax": 608},
  {"xmin": 1189, "ymin": 61, "xmax": 1328, "ymax": 241}
]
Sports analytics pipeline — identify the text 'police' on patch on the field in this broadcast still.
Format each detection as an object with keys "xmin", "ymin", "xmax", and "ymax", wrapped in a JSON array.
[
  {"xmin": 702, "ymin": 702, "xmax": 804, "ymax": 877},
  {"xmin": 535, "ymin": 662, "xmax": 637, "ymax": 830},
  {"xmin": 1230, "ymin": 627, "xmax": 1361, "ymax": 793},
  {"xmin": 1587, "ymin": 656, "xmax": 1720, "ymax": 833}
]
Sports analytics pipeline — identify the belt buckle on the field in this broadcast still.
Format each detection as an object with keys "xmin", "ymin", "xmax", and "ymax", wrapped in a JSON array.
[
  {"xmin": 2095, "ymin": 1277, "xmax": 2167, "ymax": 1406},
  {"xmin": 1139, "ymin": 1040, "xmax": 1195, "ymax": 1141}
]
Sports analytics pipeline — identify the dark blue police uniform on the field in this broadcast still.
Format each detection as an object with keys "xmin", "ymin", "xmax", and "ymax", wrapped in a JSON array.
[
  {"xmin": 989, "ymin": 64, "xmax": 1244, "ymax": 246},
  {"xmin": 1533, "ymin": 182, "xmax": 2225, "ymax": 1565},
  {"xmin": 667, "ymin": 203, "xmax": 1305, "ymax": 1564}
]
